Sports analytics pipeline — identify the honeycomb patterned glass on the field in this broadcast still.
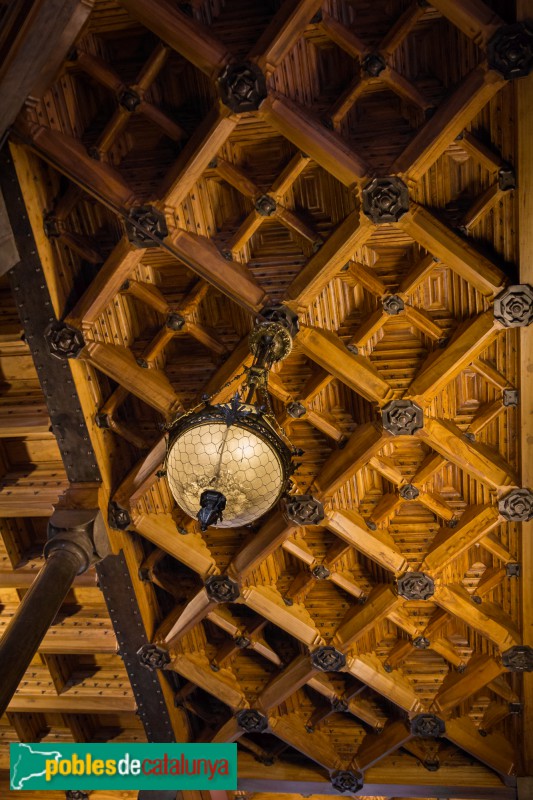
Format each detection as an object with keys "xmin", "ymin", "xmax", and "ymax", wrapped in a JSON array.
[{"xmin": 166, "ymin": 421, "xmax": 286, "ymax": 527}]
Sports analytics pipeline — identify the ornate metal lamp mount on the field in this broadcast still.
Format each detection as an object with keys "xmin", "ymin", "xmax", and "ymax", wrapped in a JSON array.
[{"xmin": 165, "ymin": 307, "xmax": 300, "ymax": 530}]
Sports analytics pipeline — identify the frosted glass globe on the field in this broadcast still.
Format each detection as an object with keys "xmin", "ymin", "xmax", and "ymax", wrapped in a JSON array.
[{"xmin": 166, "ymin": 412, "xmax": 289, "ymax": 528}]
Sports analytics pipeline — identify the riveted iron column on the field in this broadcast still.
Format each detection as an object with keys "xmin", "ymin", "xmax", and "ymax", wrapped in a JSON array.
[{"xmin": 0, "ymin": 510, "xmax": 102, "ymax": 717}]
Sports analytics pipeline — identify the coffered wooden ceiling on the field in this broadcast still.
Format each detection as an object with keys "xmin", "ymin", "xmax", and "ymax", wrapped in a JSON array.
[{"xmin": 1, "ymin": 0, "xmax": 533, "ymax": 798}]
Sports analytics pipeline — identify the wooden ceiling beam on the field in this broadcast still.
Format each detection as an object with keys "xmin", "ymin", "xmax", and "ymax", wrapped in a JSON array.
[
  {"xmin": 67, "ymin": 237, "xmax": 145, "ymax": 326},
  {"xmin": 346, "ymin": 261, "xmax": 387, "ymax": 297},
  {"xmin": 421, "ymin": 504, "xmax": 501, "ymax": 575},
  {"xmin": 156, "ymin": 589, "xmax": 217, "ymax": 649},
  {"xmin": 392, "ymin": 67, "xmax": 506, "ymax": 181},
  {"xmin": 249, "ymin": 0, "xmax": 323, "ymax": 72},
  {"xmin": 237, "ymin": 750, "xmax": 515, "ymax": 797},
  {"xmin": 298, "ymin": 326, "xmax": 394, "ymax": 404},
  {"xmin": 258, "ymin": 654, "xmax": 318, "ymax": 710},
  {"xmin": 132, "ymin": 512, "xmax": 217, "ymax": 579},
  {"xmin": 416, "ymin": 489, "xmax": 455, "ymax": 522},
  {"xmin": 287, "ymin": 210, "xmax": 372, "ymax": 307},
  {"xmin": 429, "ymin": 0, "xmax": 503, "ymax": 48},
  {"xmin": 120, "ymin": 0, "xmax": 231, "ymax": 78},
  {"xmin": 168, "ymin": 229, "xmax": 266, "ymax": 313},
  {"xmin": 158, "ymin": 105, "xmax": 238, "ymax": 209},
  {"xmin": 327, "ymin": 509, "xmax": 407, "ymax": 575},
  {"xmin": 242, "ymin": 584, "xmax": 324, "ymax": 647},
  {"xmin": 382, "ymin": 67, "xmax": 433, "ymax": 112},
  {"xmin": 384, "ymin": 638, "xmax": 414, "ymax": 672},
  {"xmin": 0, "ymin": 402, "xmax": 50, "ymax": 436},
  {"xmin": 398, "ymin": 252, "xmax": 438, "ymax": 297},
  {"xmin": 346, "ymin": 653, "xmax": 423, "ymax": 713},
  {"xmin": 262, "ymin": 92, "xmax": 369, "ymax": 185},
  {"xmin": 368, "ymin": 492, "xmax": 402, "ymax": 526},
  {"xmin": 269, "ymin": 714, "xmax": 344, "ymax": 770},
  {"xmin": 444, "ymin": 716, "xmax": 517, "ymax": 780},
  {"xmin": 19, "ymin": 124, "xmax": 139, "ymax": 209},
  {"xmin": 432, "ymin": 654, "xmax": 505, "ymax": 715},
  {"xmin": 113, "ymin": 436, "xmax": 166, "ymax": 508},
  {"xmin": 315, "ymin": 422, "xmax": 391, "ymax": 497},
  {"xmin": 271, "ymin": 152, "xmax": 311, "ymax": 197},
  {"xmin": 215, "ymin": 159, "xmax": 259, "ymax": 198},
  {"xmin": 333, "ymin": 585, "xmax": 403, "ymax": 649},
  {"xmin": 353, "ymin": 720, "xmax": 412, "ymax": 771},
  {"xmin": 379, "ymin": 1, "xmax": 428, "ymax": 57},
  {"xmin": 467, "ymin": 398, "xmax": 505, "ymax": 436},
  {"xmin": 320, "ymin": 13, "xmax": 369, "ymax": 58},
  {"xmin": 170, "ymin": 652, "xmax": 247, "ymax": 710},
  {"xmin": 459, "ymin": 130, "xmax": 506, "ymax": 173},
  {"xmin": 433, "ymin": 583, "xmax": 521, "ymax": 651},
  {"xmin": 81, "ymin": 341, "xmax": 181, "ymax": 416},
  {"xmin": 398, "ymin": 204, "xmax": 507, "ymax": 296},
  {"xmin": 479, "ymin": 701, "xmax": 517, "ymax": 736},
  {"xmin": 417, "ymin": 417, "xmax": 518, "ymax": 490},
  {"xmin": 481, "ymin": 532, "xmax": 517, "ymax": 565},
  {"xmin": 0, "ymin": 472, "xmax": 68, "ymax": 517},
  {"xmin": 228, "ymin": 512, "xmax": 296, "ymax": 581}
]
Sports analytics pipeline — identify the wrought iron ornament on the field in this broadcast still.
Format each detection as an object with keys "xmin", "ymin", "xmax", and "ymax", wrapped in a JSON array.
[
  {"xmin": 399, "ymin": 484, "xmax": 419, "ymax": 500},
  {"xmin": 498, "ymin": 488, "xmax": 533, "ymax": 521},
  {"xmin": 502, "ymin": 645, "xmax": 533, "ymax": 672},
  {"xmin": 382, "ymin": 400, "xmax": 424, "ymax": 435},
  {"xmin": 330, "ymin": 770, "xmax": 364, "ymax": 794},
  {"xmin": 218, "ymin": 62, "xmax": 267, "ymax": 112},
  {"xmin": 362, "ymin": 177, "xmax": 410, "ymax": 223},
  {"xmin": 311, "ymin": 646, "xmax": 346, "ymax": 672},
  {"xmin": 126, "ymin": 205, "xmax": 168, "ymax": 247},
  {"xmin": 204, "ymin": 574, "xmax": 240, "ymax": 602},
  {"xmin": 312, "ymin": 564, "xmax": 331, "ymax": 580},
  {"xmin": 287, "ymin": 401, "xmax": 306, "ymax": 418},
  {"xmin": 284, "ymin": 495, "xmax": 325, "ymax": 525},
  {"xmin": 397, "ymin": 572, "xmax": 435, "ymax": 600},
  {"xmin": 118, "ymin": 87, "xmax": 141, "ymax": 111},
  {"xmin": 255, "ymin": 194, "xmax": 277, "ymax": 216},
  {"xmin": 412, "ymin": 636, "xmax": 430, "ymax": 649},
  {"xmin": 108, "ymin": 501, "xmax": 131, "ymax": 531},
  {"xmin": 236, "ymin": 708, "xmax": 269, "ymax": 732},
  {"xmin": 137, "ymin": 643, "xmax": 171, "ymax": 671},
  {"xmin": 487, "ymin": 21, "xmax": 533, "ymax": 79},
  {"xmin": 383, "ymin": 294, "xmax": 405, "ymax": 315},
  {"xmin": 362, "ymin": 53, "xmax": 386, "ymax": 76},
  {"xmin": 45, "ymin": 321, "xmax": 85, "ymax": 359},
  {"xmin": 410, "ymin": 713, "xmax": 445, "ymax": 738},
  {"xmin": 493, "ymin": 284, "xmax": 533, "ymax": 327}
]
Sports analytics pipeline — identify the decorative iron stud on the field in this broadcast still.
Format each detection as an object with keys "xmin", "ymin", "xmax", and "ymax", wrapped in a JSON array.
[
  {"xmin": 218, "ymin": 62, "xmax": 267, "ymax": 112},
  {"xmin": 382, "ymin": 400, "xmax": 424, "ymax": 435},
  {"xmin": 137, "ymin": 643, "xmax": 171, "ymax": 670},
  {"xmin": 284, "ymin": 495, "xmax": 325, "ymax": 525},
  {"xmin": 502, "ymin": 645, "xmax": 533, "ymax": 672},
  {"xmin": 204, "ymin": 574, "xmax": 240, "ymax": 602},
  {"xmin": 108, "ymin": 501, "xmax": 131, "ymax": 531},
  {"xmin": 397, "ymin": 571, "xmax": 435, "ymax": 600},
  {"xmin": 310, "ymin": 646, "xmax": 346, "ymax": 672},
  {"xmin": 494, "ymin": 284, "xmax": 533, "ymax": 327},
  {"xmin": 410, "ymin": 713, "xmax": 445, "ymax": 737},
  {"xmin": 487, "ymin": 22, "xmax": 533, "ymax": 79},
  {"xmin": 235, "ymin": 708, "xmax": 268, "ymax": 732},
  {"xmin": 45, "ymin": 322, "xmax": 85, "ymax": 360},
  {"xmin": 383, "ymin": 295, "xmax": 405, "ymax": 315},
  {"xmin": 126, "ymin": 205, "xmax": 168, "ymax": 248},
  {"xmin": 498, "ymin": 488, "xmax": 533, "ymax": 521},
  {"xmin": 362, "ymin": 177, "xmax": 409, "ymax": 223},
  {"xmin": 330, "ymin": 770, "xmax": 364, "ymax": 794}
]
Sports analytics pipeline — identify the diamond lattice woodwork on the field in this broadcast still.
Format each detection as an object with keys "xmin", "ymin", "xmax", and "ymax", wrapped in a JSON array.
[{"xmin": 2, "ymin": 0, "xmax": 533, "ymax": 797}]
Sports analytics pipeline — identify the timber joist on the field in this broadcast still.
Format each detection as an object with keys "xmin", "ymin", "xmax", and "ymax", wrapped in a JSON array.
[{"xmin": 3, "ymin": 0, "xmax": 533, "ymax": 795}]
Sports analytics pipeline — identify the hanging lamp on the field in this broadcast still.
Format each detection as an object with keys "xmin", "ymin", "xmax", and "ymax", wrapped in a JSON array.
[{"xmin": 165, "ymin": 306, "xmax": 298, "ymax": 531}]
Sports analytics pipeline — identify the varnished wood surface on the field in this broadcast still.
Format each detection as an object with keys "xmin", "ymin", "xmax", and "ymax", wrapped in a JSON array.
[{"xmin": 0, "ymin": 0, "xmax": 530, "ymax": 797}]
